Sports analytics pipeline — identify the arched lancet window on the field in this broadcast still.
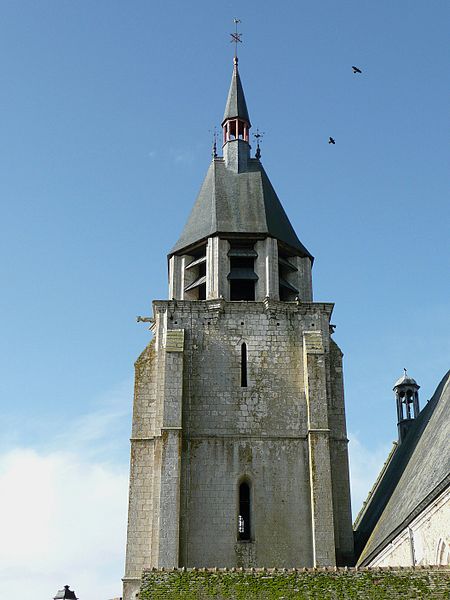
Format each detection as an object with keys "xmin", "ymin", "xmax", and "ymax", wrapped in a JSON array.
[
  {"xmin": 238, "ymin": 481, "xmax": 251, "ymax": 540},
  {"xmin": 437, "ymin": 539, "xmax": 450, "ymax": 565},
  {"xmin": 241, "ymin": 343, "xmax": 247, "ymax": 387}
]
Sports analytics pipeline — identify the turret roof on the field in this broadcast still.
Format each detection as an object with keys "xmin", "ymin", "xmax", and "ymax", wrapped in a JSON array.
[
  {"xmin": 169, "ymin": 158, "xmax": 312, "ymax": 258},
  {"xmin": 170, "ymin": 60, "xmax": 312, "ymax": 258},
  {"xmin": 222, "ymin": 58, "xmax": 251, "ymax": 126},
  {"xmin": 394, "ymin": 373, "xmax": 419, "ymax": 388}
]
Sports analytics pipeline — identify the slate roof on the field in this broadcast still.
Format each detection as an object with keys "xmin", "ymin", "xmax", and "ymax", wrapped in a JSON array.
[
  {"xmin": 394, "ymin": 373, "xmax": 419, "ymax": 387},
  {"xmin": 355, "ymin": 370, "xmax": 450, "ymax": 565},
  {"xmin": 222, "ymin": 58, "xmax": 251, "ymax": 126},
  {"xmin": 169, "ymin": 158, "xmax": 313, "ymax": 258}
]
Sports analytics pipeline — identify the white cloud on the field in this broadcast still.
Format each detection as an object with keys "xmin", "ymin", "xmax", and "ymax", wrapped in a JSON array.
[
  {"xmin": 0, "ymin": 447, "xmax": 128, "ymax": 600},
  {"xmin": 348, "ymin": 433, "xmax": 393, "ymax": 520},
  {"xmin": 0, "ymin": 380, "xmax": 132, "ymax": 600},
  {"xmin": 56, "ymin": 380, "xmax": 132, "ymax": 463}
]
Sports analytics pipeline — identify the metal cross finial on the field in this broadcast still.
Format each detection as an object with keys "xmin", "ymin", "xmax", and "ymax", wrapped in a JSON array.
[
  {"xmin": 230, "ymin": 18, "xmax": 242, "ymax": 59},
  {"xmin": 404, "ymin": 367, "xmax": 408, "ymax": 377},
  {"xmin": 253, "ymin": 128, "xmax": 264, "ymax": 142},
  {"xmin": 253, "ymin": 128, "xmax": 265, "ymax": 159},
  {"xmin": 212, "ymin": 127, "xmax": 218, "ymax": 158},
  {"xmin": 209, "ymin": 127, "xmax": 218, "ymax": 158}
]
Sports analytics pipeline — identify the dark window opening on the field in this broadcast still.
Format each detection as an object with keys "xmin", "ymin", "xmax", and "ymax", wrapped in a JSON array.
[
  {"xmin": 183, "ymin": 245, "xmax": 207, "ymax": 300},
  {"xmin": 230, "ymin": 280, "xmax": 255, "ymax": 301},
  {"xmin": 197, "ymin": 263, "xmax": 206, "ymax": 299},
  {"xmin": 230, "ymin": 256, "xmax": 254, "ymax": 270},
  {"xmin": 238, "ymin": 481, "xmax": 251, "ymax": 540},
  {"xmin": 279, "ymin": 286, "xmax": 292, "ymax": 301},
  {"xmin": 228, "ymin": 241, "xmax": 257, "ymax": 301},
  {"xmin": 278, "ymin": 251, "xmax": 298, "ymax": 302},
  {"xmin": 198, "ymin": 262, "xmax": 206, "ymax": 277},
  {"xmin": 198, "ymin": 283, "xmax": 206, "ymax": 300},
  {"xmin": 241, "ymin": 343, "xmax": 247, "ymax": 387}
]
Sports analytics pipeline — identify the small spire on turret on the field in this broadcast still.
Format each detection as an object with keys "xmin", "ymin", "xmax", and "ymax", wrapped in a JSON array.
[
  {"xmin": 211, "ymin": 127, "xmax": 218, "ymax": 158},
  {"xmin": 253, "ymin": 129, "xmax": 264, "ymax": 160},
  {"xmin": 222, "ymin": 22, "xmax": 251, "ymax": 171}
]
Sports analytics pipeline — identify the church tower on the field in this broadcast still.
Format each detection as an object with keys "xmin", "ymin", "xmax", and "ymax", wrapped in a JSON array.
[{"xmin": 123, "ymin": 56, "xmax": 354, "ymax": 600}]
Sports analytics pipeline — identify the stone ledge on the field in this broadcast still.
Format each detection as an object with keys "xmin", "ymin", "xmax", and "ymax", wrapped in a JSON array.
[{"xmin": 142, "ymin": 566, "xmax": 449, "ymax": 573}]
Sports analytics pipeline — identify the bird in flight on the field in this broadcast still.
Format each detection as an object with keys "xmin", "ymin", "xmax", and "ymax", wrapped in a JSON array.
[
  {"xmin": 328, "ymin": 137, "xmax": 336, "ymax": 145},
  {"xmin": 352, "ymin": 66, "xmax": 362, "ymax": 74}
]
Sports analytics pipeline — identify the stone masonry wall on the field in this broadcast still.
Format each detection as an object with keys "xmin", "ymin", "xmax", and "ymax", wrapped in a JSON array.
[
  {"xmin": 139, "ymin": 566, "xmax": 450, "ymax": 600},
  {"xmin": 124, "ymin": 298, "xmax": 354, "ymax": 600},
  {"xmin": 157, "ymin": 298, "xmax": 353, "ymax": 568}
]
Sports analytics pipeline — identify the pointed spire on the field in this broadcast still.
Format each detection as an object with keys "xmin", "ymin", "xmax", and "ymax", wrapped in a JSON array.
[
  {"xmin": 222, "ymin": 57, "xmax": 251, "ymax": 127},
  {"xmin": 253, "ymin": 128, "xmax": 264, "ymax": 160},
  {"xmin": 211, "ymin": 127, "xmax": 218, "ymax": 158}
]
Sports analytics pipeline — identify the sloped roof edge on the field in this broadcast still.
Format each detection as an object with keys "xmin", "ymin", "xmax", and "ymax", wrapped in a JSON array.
[
  {"xmin": 359, "ymin": 473, "xmax": 450, "ymax": 566},
  {"xmin": 355, "ymin": 370, "xmax": 450, "ymax": 565}
]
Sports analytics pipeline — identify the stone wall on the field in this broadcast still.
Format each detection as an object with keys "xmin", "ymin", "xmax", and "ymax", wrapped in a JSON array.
[
  {"xmin": 124, "ymin": 298, "xmax": 354, "ymax": 599},
  {"xmin": 139, "ymin": 566, "xmax": 450, "ymax": 599}
]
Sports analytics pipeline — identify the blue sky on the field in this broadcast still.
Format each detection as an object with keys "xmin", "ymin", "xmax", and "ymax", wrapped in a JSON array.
[{"xmin": 1, "ymin": 1, "xmax": 449, "ymax": 598}]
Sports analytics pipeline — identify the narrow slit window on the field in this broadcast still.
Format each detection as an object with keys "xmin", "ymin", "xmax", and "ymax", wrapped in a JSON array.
[
  {"xmin": 238, "ymin": 481, "xmax": 251, "ymax": 540},
  {"xmin": 241, "ymin": 343, "xmax": 247, "ymax": 387}
]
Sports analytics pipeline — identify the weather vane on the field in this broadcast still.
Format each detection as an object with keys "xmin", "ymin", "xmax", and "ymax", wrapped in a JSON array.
[{"xmin": 230, "ymin": 18, "xmax": 242, "ymax": 59}]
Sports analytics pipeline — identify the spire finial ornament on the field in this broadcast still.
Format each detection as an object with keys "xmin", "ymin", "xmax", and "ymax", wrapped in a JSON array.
[
  {"xmin": 230, "ymin": 18, "xmax": 242, "ymax": 61},
  {"xmin": 404, "ymin": 367, "xmax": 407, "ymax": 377},
  {"xmin": 253, "ymin": 128, "xmax": 264, "ymax": 159},
  {"xmin": 211, "ymin": 127, "xmax": 218, "ymax": 158}
]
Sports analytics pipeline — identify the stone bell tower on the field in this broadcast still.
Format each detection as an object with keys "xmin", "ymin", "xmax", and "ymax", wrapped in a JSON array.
[{"xmin": 123, "ymin": 56, "xmax": 354, "ymax": 600}]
